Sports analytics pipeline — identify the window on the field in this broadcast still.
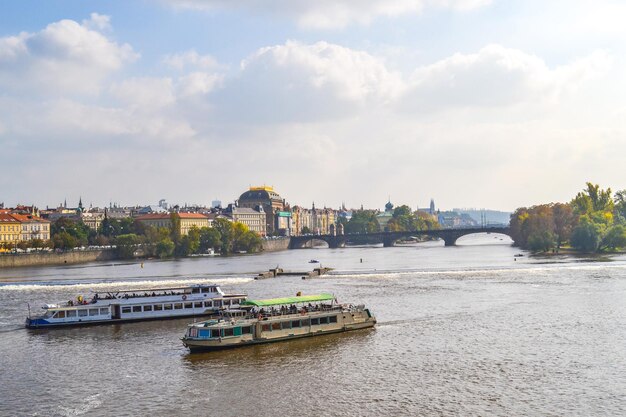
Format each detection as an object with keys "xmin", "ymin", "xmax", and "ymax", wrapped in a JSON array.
[
  {"xmin": 195, "ymin": 302, "xmax": 203, "ymax": 308},
  {"xmin": 184, "ymin": 302, "xmax": 192, "ymax": 309},
  {"xmin": 210, "ymin": 329, "xmax": 220, "ymax": 338},
  {"xmin": 143, "ymin": 305, "xmax": 153, "ymax": 312},
  {"xmin": 67, "ymin": 310, "xmax": 77, "ymax": 318},
  {"xmin": 271, "ymin": 322, "xmax": 281, "ymax": 330},
  {"xmin": 301, "ymin": 319, "xmax": 310, "ymax": 327},
  {"xmin": 132, "ymin": 306, "xmax": 142, "ymax": 313},
  {"xmin": 122, "ymin": 307, "xmax": 131, "ymax": 314},
  {"xmin": 89, "ymin": 309, "xmax": 99, "ymax": 316},
  {"xmin": 154, "ymin": 304, "xmax": 163, "ymax": 311},
  {"xmin": 214, "ymin": 300, "xmax": 222, "ymax": 307},
  {"xmin": 282, "ymin": 321, "xmax": 291, "ymax": 330},
  {"xmin": 174, "ymin": 303, "xmax": 183, "ymax": 310},
  {"xmin": 79, "ymin": 309, "xmax": 89, "ymax": 317},
  {"xmin": 320, "ymin": 317, "xmax": 329, "ymax": 324},
  {"xmin": 261, "ymin": 324, "xmax": 271, "ymax": 332},
  {"xmin": 329, "ymin": 316, "xmax": 337, "ymax": 323},
  {"xmin": 223, "ymin": 328, "xmax": 234, "ymax": 337},
  {"xmin": 291, "ymin": 320, "xmax": 301, "ymax": 328},
  {"xmin": 192, "ymin": 288, "xmax": 200, "ymax": 294},
  {"xmin": 55, "ymin": 311, "xmax": 66, "ymax": 319},
  {"xmin": 311, "ymin": 318, "xmax": 319, "ymax": 325},
  {"xmin": 201, "ymin": 288, "xmax": 211, "ymax": 294},
  {"xmin": 242, "ymin": 326, "xmax": 252, "ymax": 334},
  {"xmin": 164, "ymin": 304, "xmax": 172, "ymax": 310},
  {"xmin": 99, "ymin": 308, "xmax": 109, "ymax": 315}
]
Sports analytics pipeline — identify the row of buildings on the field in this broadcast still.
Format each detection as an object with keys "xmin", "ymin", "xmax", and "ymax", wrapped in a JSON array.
[
  {"xmin": 0, "ymin": 207, "xmax": 51, "ymax": 246},
  {"xmin": 4, "ymin": 187, "xmax": 505, "ymax": 245}
]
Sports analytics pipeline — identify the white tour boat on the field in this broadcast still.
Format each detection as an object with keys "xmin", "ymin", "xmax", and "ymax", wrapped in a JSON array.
[
  {"xmin": 181, "ymin": 293, "xmax": 376, "ymax": 352},
  {"xmin": 25, "ymin": 284, "xmax": 247, "ymax": 329}
]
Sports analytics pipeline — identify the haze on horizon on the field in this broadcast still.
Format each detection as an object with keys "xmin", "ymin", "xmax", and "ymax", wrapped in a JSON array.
[{"xmin": 1, "ymin": 1, "xmax": 625, "ymax": 213}]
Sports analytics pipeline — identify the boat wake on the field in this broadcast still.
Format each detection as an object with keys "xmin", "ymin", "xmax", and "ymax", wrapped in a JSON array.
[{"xmin": 0, "ymin": 277, "xmax": 254, "ymax": 292}]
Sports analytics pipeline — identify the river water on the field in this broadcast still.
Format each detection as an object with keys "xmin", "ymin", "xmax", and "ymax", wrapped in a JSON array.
[{"xmin": 1, "ymin": 234, "xmax": 625, "ymax": 416}]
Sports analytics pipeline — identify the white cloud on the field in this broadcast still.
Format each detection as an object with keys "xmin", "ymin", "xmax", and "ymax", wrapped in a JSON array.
[
  {"xmin": 163, "ymin": 0, "xmax": 492, "ymax": 29},
  {"xmin": 109, "ymin": 77, "xmax": 177, "ymax": 110},
  {"xmin": 399, "ymin": 44, "xmax": 612, "ymax": 112},
  {"xmin": 214, "ymin": 41, "xmax": 403, "ymax": 123},
  {"xmin": 0, "ymin": 17, "xmax": 137, "ymax": 95},
  {"xmin": 163, "ymin": 50, "xmax": 220, "ymax": 71},
  {"xmin": 82, "ymin": 13, "xmax": 112, "ymax": 31}
]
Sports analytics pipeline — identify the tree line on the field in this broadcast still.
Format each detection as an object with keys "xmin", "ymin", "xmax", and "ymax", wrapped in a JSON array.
[
  {"xmin": 7, "ymin": 214, "xmax": 262, "ymax": 258},
  {"xmin": 510, "ymin": 183, "xmax": 626, "ymax": 253}
]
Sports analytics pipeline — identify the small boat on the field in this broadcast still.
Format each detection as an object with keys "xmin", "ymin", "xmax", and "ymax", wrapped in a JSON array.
[
  {"xmin": 309, "ymin": 259, "xmax": 319, "ymax": 263},
  {"xmin": 25, "ymin": 284, "xmax": 247, "ymax": 329},
  {"xmin": 181, "ymin": 293, "xmax": 376, "ymax": 352}
]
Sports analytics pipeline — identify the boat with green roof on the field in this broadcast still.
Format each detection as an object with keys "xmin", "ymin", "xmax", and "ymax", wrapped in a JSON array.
[{"xmin": 181, "ymin": 293, "xmax": 376, "ymax": 352}]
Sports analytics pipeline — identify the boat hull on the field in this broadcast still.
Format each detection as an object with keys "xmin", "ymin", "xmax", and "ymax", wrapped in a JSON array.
[
  {"xmin": 183, "ymin": 319, "xmax": 376, "ymax": 352},
  {"xmin": 25, "ymin": 311, "xmax": 222, "ymax": 329}
]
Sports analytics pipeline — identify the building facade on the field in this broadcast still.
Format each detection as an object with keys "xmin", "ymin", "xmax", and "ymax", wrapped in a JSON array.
[
  {"xmin": 226, "ymin": 206, "xmax": 267, "ymax": 236},
  {"xmin": 0, "ymin": 213, "xmax": 21, "ymax": 246},
  {"xmin": 9, "ymin": 213, "xmax": 51, "ymax": 241},
  {"xmin": 136, "ymin": 213, "xmax": 210, "ymax": 235},
  {"xmin": 237, "ymin": 186, "xmax": 285, "ymax": 235}
]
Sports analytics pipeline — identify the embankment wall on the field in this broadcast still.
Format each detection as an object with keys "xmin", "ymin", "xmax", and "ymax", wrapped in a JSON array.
[
  {"xmin": 261, "ymin": 238, "xmax": 290, "ymax": 252},
  {"xmin": 0, "ymin": 250, "xmax": 118, "ymax": 268}
]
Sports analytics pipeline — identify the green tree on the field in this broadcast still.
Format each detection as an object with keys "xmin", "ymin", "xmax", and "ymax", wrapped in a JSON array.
[
  {"xmin": 552, "ymin": 203, "xmax": 575, "ymax": 251},
  {"xmin": 199, "ymin": 227, "xmax": 221, "ymax": 253},
  {"xmin": 570, "ymin": 216, "xmax": 602, "ymax": 252},
  {"xmin": 115, "ymin": 234, "xmax": 142, "ymax": 259},
  {"xmin": 213, "ymin": 218, "xmax": 235, "ymax": 254},
  {"xmin": 52, "ymin": 218, "xmax": 91, "ymax": 247},
  {"xmin": 52, "ymin": 231, "xmax": 78, "ymax": 250},
  {"xmin": 155, "ymin": 238, "xmax": 175, "ymax": 258},
  {"xmin": 345, "ymin": 210, "xmax": 380, "ymax": 234},
  {"xmin": 170, "ymin": 213, "xmax": 181, "ymax": 244},
  {"xmin": 175, "ymin": 227, "xmax": 201, "ymax": 256},
  {"xmin": 600, "ymin": 224, "xmax": 626, "ymax": 251}
]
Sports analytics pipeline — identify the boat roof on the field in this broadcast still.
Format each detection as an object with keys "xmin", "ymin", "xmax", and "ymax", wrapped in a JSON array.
[
  {"xmin": 95, "ymin": 284, "xmax": 220, "ymax": 294},
  {"xmin": 242, "ymin": 293, "xmax": 334, "ymax": 307}
]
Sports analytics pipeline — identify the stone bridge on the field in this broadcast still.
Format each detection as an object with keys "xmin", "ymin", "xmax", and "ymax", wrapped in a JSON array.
[{"xmin": 288, "ymin": 226, "xmax": 511, "ymax": 249}]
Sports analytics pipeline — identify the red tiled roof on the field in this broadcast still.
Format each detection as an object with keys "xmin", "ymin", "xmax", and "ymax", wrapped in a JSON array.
[{"xmin": 7, "ymin": 213, "xmax": 50, "ymax": 223}]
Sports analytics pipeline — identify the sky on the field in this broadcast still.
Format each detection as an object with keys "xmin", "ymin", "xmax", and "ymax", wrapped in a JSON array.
[{"xmin": 1, "ymin": 0, "xmax": 625, "ymax": 212}]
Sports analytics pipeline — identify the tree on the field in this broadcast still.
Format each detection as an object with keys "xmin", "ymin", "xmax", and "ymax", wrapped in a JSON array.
[
  {"xmin": 175, "ymin": 227, "xmax": 201, "ymax": 256},
  {"xmin": 570, "ymin": 217, "xmax": 602, "ymax": 252},
  {"xmin": 301, "ymin": 226, "xmax": 312, "ymax": 234},
  {"xmin": 115, "ymin": 234, "xmax": 142, "ymax": 259},
  {"xmin": 199, "ymin": 227, "xmax": 221, "ymax": 253},
  {"xmin": 345, "ymin": 210, "xmax": 380, "ymax": 234},
  {"xmin": 52, "ymin": 231, "xmax": 78, "ymax": 250},
  {"xmin": 614, "ymin": 190, "xmax": 626, "ymax": 222},
  {"xmin": 213, "ymin": 218, "xmax": 234, "ymax": 254},
  {"xmin": 170, "ymin": 213, "xmax": 181, "ymax": 244},
  {"xmin": 155, "ymin": 238, "xmax": 175, "ymax": 258},
  {"xmin": 600, "ymin": 224, "xmax": 626, "ymax": 251},
  {"xmin": 552, "ymin": 203, "xmax": 575, "ymax": 251},
  {"xmin": 52, "ymin": 218, "xmax": 90, "ymax": 247}
]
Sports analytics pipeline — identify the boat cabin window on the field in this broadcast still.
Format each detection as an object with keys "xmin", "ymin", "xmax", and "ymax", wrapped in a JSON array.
[
  {"xmin": 242, "ymin": 326, "xmax": 252, "ymax": 334},
  {"xmin": 214, "ymin": 300, "xmax": 222, "ymax": 307},
  {"xmin": 67, "ymin": 310, "xmax": 77, "ymax": 318},
  {"xmin": 184, "ymin": 302, "xmax": 192, "ymax": 309},
  {"xmin": 174, "ymin": 303, "xmax": 183, "ymax": 310},
  {"xmin": 310, "ymin": 318, "xmax": 319, "ymax": 325},
  {"xmin": 319, "ymin": 317, "xmax": 329, "ymax": 325},
  {"xmin": 282, "ymin": 321, "xmax": 291, "ymax": 330},
  {"xmin": 89, "ymin": 309, "xmax": 99, "ymax": 316},
  {"xmin": 271, "ymin": 322, "xmax": 281, "ymax": 331},
  {"xmin": 78, "ymin": 309, "xmax": 88, "ymax": 317},
  {"xmin": 122, "ymin": 307, "xmax": 131, "ymax": 313},
  {"xmin": 154, "ymin": 304, "xmax": 163, "ymax": 311},
  {"xmin": 164, "ymin": 304, "xmax": 172, "ymax": 310},
  {"xmin": 201, "ymin": 287, "xmax": 214, "ymax": 294},
  {"xmin": 132, "ymin": 306, "xmax": 141, "ymax": 313},
  {"xmin": 195, "ymin": 302, "xmax": 203, "ymax": 308},
  {"xmin": 329, "ymin": 316, "xmax": 338, "ymax": 323},
  {"xmin": 54, "ymin": 311, "xmax": 66, "ymax": 319},
  {"xmin": 203, "ymin": 301, "xmax": 211, "ymax": 308},
  {"xmin": 192, "ymin": 288, "xmax": 200, "ymax": 294},
  {"xmin": 143, "ymin": 305, "xmax": 153, "ymax": 312},
  {"xmin": 291, "ymin": 320, "xmax": 301, "ymax": 328},
  {"xmin": 261, "ymin": 324, "xmax": 270, "ymax": 332},
  {"xmin": 301, "ymin": 319, "xmax": 310, "ymax": 326},
  {"xmin": 99, "ymin": 308, "xmax": 109, "ymax": 315},
  {"xmin": 223, "ymin": 328, "xmax": 234, "ymax": 337},
  {"xmin": 210, "ymin": 329, "xmax": 220, "ymax": 338}
]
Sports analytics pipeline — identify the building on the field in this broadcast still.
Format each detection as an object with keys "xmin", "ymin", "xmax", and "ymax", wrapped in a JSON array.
[
  {"xmin": 135, "ymin": 213, "xmax": 210, "ymax": 235},
  {"xmin": 224, "ymin": 205, "xmax": 266, "ymax": 236},
  {"xmin": 237, "ymin": 186, "xmax": 285, "ymax": 235},
  {"xmin": 0, "ymin": 212, "xmax": 21, "ymax": 247},
  {"xmin": 9, "ymin": 213, "xmax": 51, "ymax": 241},
  {"xmin": 376, "ymin": 200, "xmax": 395, "ymax": 231}
]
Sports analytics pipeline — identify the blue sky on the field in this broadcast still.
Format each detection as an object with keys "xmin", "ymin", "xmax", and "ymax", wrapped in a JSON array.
[{"xmin": 1, "ymin": 1, "xmax": 625, "ymax": 211}]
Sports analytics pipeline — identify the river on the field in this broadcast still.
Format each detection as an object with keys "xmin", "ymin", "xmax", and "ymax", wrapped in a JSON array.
[{"xmin": 1, "ymin": 234, "xmax": 625, "ymax": 416}]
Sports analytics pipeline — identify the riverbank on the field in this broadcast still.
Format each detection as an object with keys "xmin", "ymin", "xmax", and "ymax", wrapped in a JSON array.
[{"xmin": 0, "ymin": 237, "xmax": 292, "ymax": 268}]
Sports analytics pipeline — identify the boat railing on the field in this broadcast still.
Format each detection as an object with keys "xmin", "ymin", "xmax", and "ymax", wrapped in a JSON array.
[{"xmin": 252, "ymin": 304, "xmax": 344, "ymax": 321}]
